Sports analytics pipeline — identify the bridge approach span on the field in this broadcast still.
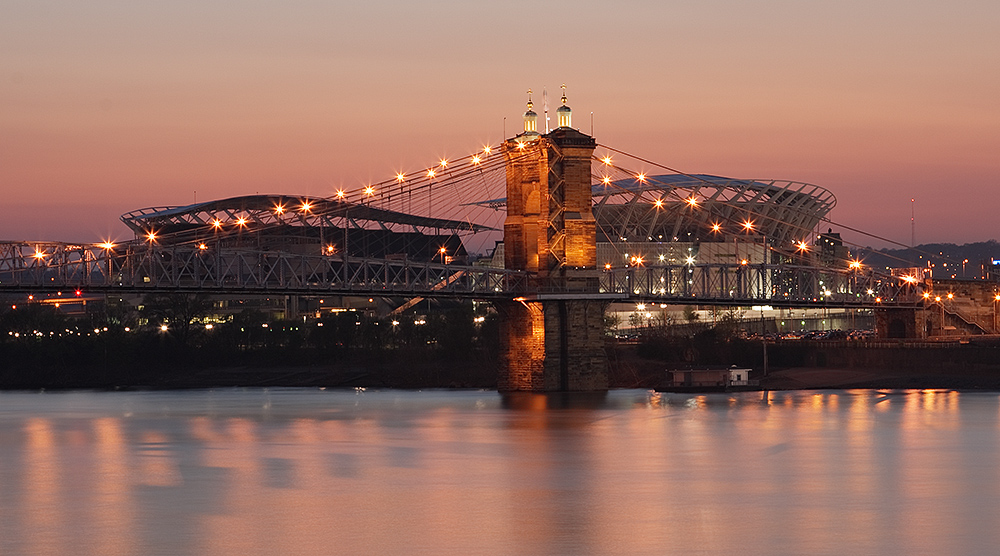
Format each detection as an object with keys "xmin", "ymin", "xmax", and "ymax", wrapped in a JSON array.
[{"xmin": 1, "ymin": 243, "xmax": 923, "ymax": 308}]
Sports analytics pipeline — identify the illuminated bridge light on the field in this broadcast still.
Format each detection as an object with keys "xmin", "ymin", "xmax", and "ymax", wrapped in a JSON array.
[
  {"xmin": 483, "ymin": 145, "xmax": 492, "ymax": 155},
  {"xmin": 601, "ymin": 156, "xmax": 612, "ymax": 165},
  {"xmin": 743, "ymin": 220, "xmax": 754, "ymax": 231},
  {"xmin": 601, "ymin": 176, "xmax": 611, "ymax": 185},
  {"xmin": 654, "ymin": 199, "xmax": 663, "ymax": 208},
  {"xmin": 686, "ymin": 197, "xmax": 698, "ymax": 207},
  {"xmin": 236, "ymin": 217, "xmax": 248, "ymax": 227},
  {"xmin": 439, "ymin": 159, "xmax": 448, "ymax": 168},
  {"xmin": 33, "ymin": 251, "xmax": 45, "ymax": 260},
  {"xmin": 711, "ymin": 223, "xmax": 722, "ymax": 233},
  {"xmin": 146, "ymin": 232, "xmax": 157, "ymax": 242},
  {"xmin": 336, "ymin": 190, "xmax": 346, "ymax": 199},
  {"xmin": 364, "ymin": 186, "xmax": 375, "ymax": 196},
  {"xmin": 212, "ymin": 219, "xmax": 223, "ymax": 229},
  {"xmin": 471, "ymin": 155, "xmax": 481, "ymax": 165},
  {"xmin": 99, "ymin": 242, "xmax": 115, "ymax": 250},
  {"xmin": 427, "ymin": 169, "xmax": 436, "ymax": 178},
  {"xmin": 636, "ymin": 173, "xmax": 646, "ymax": 182},
  {"xmin": 274, "ymin": 205, "xmax": 285, "ymax": 215},
  {"xmin": 396, "ymin": 173, "xmax": 406, "ymax": 182},
  {"xmin": 300, "ymin": 202, "xmax": 312, "ymax": 212}
]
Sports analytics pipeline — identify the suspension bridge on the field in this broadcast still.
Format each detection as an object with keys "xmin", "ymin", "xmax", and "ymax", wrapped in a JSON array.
[
  {"xmin": 0, "ymin": 148, "xmax": 923, "ymax": 305},
  {"xmin": 0, "ymin": 94, "xmax": 936, "ymax": 390}
]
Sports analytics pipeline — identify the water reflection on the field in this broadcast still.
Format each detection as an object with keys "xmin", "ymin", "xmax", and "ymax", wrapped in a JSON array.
[{"xmin": 0, "ymin": 388, "xmax": 999, "ymax": 554}]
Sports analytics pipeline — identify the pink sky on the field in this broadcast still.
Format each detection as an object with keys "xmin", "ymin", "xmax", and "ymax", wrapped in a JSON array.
[{"xmin": 2, "ymin": 0, "xmax": 998, "ymax": 249}]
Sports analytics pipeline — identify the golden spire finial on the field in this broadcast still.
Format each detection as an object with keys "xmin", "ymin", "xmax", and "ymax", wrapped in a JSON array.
[
  {"xmin": 561, "ymin": 83, "xmax": 567, "ymax": 105},
  {"xmin": 527, "ymin": 89, "xmax": 534, "ymax": 110}
]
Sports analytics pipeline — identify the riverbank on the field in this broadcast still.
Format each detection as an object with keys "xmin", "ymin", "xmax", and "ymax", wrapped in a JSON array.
[
  {"xmin": 760, "ymin": 366, "xmax": 1000, "ymax": 390},
  {"xmin": 4, "ymin": 338, "xmax": 1000, "ymax": 391}
]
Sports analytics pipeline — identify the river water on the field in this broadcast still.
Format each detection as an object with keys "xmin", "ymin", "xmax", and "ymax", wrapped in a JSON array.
[{"xmin": 0, "ymin": 388, "xmax": 997, "ymax": 555}]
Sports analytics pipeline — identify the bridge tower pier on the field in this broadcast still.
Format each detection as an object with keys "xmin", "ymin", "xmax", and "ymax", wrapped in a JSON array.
[{"xmin": 498, "ymin": 91, "xmax": 609, "ymax": 392}]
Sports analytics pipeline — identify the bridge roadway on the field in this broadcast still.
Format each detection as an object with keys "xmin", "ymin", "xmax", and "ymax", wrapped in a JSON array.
[{"xmin": 0, "ymin": 241, "xmax": 922, "ymax": 308}]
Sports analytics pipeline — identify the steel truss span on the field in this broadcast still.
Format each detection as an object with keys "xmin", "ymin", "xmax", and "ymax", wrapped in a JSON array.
[
  {"xmin": 1, "ymin": 241, "xmax": 922, "ymax": 307},
  {"xmin": 0, "ymin": 242, "xmax": 524, "ymax": 298}
]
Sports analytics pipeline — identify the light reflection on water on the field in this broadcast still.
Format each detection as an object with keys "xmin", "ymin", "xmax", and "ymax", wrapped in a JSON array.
[{"xmin": 0, "ymin": 388, "xmax": 998, "ymax": 555}]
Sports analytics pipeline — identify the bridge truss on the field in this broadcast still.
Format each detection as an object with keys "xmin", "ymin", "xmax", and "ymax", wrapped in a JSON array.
[
  {"xmin": 0, "ymin": 141, "xmax": 929, "ymax": 309},
  {"xmin": 0, "ymin": 242, "xmax": 523, "ymax": 298},
  {"xmin": 0, "ymin": 241, "xmax": 923, "ymax": 308}
]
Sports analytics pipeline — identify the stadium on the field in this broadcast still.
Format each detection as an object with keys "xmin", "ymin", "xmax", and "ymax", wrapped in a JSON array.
[{"xmin": 118, "ymin": 152, "xmax": 839, "ymax": 272}]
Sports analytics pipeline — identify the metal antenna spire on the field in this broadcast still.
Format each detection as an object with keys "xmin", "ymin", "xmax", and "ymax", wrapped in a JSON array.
[{"xmin": 543, "ymin": 87, "xmax": 550, "ymax": 134}]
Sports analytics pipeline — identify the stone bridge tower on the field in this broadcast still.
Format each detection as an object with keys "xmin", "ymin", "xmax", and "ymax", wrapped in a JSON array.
[{"xmin": 498, "ymin": 89, "xmax": 610, "ymax": 392}]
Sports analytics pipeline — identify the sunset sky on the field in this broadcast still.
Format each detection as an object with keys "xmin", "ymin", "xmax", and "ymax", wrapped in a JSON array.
[{"xmin": 2, "ymin": 0, "xmax": 998, "ymax": 248}]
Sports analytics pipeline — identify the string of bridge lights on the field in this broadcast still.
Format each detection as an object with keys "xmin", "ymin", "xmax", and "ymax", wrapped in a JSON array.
[{"xmin": 19, "ymin": 140, "xmax": 935, "ymax": 291}]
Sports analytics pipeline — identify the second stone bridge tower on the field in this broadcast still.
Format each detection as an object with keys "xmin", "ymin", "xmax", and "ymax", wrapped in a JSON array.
[{"xmin": 498, "ymin": 90, "xmax": 610, "ymax": 392}]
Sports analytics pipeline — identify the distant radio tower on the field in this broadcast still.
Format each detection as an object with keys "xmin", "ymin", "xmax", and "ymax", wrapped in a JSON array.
[
  {"xmin": 911, "ymin": 198, "xmax": 915, "ymax": 247},
  {"xmin": 543, "ymin": 87, "xmax": 550, "ymax": 133}
]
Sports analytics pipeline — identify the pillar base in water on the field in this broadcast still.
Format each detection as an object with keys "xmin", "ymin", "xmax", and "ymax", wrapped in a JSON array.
[{"xmin": 498, "ymin": 298, "xmax": 609, "ymax": 392}]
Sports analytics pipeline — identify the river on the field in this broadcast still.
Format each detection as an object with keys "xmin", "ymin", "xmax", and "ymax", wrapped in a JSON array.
[{"xmin": 0, "ymin": 388, "xmax": 997, "ymax": 555}]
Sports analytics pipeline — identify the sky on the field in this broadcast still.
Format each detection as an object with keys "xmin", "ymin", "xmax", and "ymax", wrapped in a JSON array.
[{"xmin": 2, "ymin": 0, "xmax": 998, "ymax": 248}]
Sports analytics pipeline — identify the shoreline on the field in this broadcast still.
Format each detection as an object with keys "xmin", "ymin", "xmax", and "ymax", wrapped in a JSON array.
[{"xmin": 4, "ymin": 365, "xmax": 1000, "ymax": 393}]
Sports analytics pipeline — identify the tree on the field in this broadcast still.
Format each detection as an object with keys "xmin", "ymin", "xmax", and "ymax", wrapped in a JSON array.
[{"xmin": 139, "ymin": 293, "xmax": 212, "ymax": 346}]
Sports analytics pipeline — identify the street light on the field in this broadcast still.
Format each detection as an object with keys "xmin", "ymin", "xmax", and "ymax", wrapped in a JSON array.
[
  {"xmin": 994, "ymin": 293, "xmax": 1000, "ymax": 333},
  {"xmin": 439, "ymin": 246, "xmax": 447, "ymax": 264}
]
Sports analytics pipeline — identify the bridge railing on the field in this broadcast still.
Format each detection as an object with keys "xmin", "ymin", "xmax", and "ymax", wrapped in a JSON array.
[
  {"xmin": 0, "ymin": 241, "xmax": 923, "ymax": 307},
  {"xmin": 600, "ymin": 263, "xmax": 923, "ymax": 307},
  {"xmin": 0, "ymin": 242, "xmax": 527, "ymax": 297}
]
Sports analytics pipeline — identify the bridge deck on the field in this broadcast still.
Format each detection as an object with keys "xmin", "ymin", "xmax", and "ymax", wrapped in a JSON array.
[{"xmin": 0, "ymin": 242, "xmax": 923, "ymax": 307}]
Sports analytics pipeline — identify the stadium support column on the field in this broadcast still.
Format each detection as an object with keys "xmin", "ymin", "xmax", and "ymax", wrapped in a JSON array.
[{"xmin": 498, "ymin": 126, "xmax": 608, "ymax": 392}]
